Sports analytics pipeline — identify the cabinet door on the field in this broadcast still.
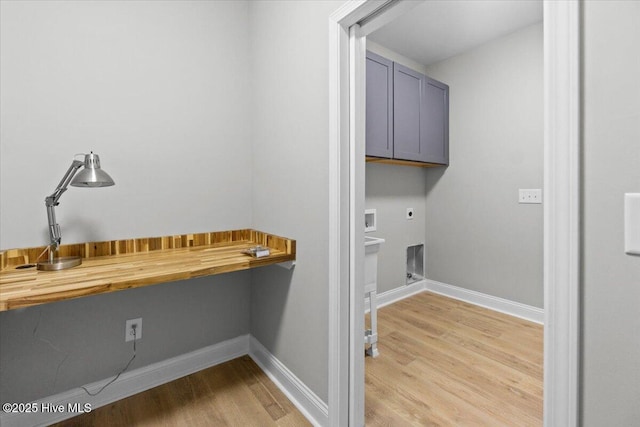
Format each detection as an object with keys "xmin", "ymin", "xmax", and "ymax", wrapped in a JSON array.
[
  {"xmin": 365, "ymin": 51, "xmax": 393, "ymax": 158},
  {"xmin": 393, "ymin": 63, "xmax": 427, "ymax": 162},
  {"xmin": 422, "ymin": 76, "xmax": 449, "ymax": 165}
]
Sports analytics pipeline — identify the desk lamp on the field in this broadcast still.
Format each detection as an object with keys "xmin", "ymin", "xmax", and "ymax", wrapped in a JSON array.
[{"xmin": 37, "ymin": 152, "xmax": 115, "ymax": 271}]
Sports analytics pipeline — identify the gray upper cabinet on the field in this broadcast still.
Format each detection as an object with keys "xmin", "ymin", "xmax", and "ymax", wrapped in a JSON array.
[
  {"xmin": 366, "ymin": 51, "xmax": 449, "ymax": 166},
  {"xmin": 365, "ymin": 51, "xmax": 393, "ymax": 158},
  {"xmin": 421, "ymin": 75, "xmax": 449, "ymax": 165}
]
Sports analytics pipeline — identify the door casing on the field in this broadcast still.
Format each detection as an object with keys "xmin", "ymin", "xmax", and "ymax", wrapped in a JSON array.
[{"xmin": 328, "ymin": 1, "xmax": 581, "ymax": 425}]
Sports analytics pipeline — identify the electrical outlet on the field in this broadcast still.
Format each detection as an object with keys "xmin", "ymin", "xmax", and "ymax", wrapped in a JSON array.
[
  {"xmin": 125, "ymin": 318, "xmax": 142, "ymax": 342},
  {"xmin": 406, "ymin": 208, "xmax": 414, "ymax": 220},
  {"xmin": 519, "ymin": 189, "xmax": 542, "ymax": 204}
]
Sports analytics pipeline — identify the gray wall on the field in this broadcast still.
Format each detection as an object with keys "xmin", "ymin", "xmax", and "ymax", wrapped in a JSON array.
[
  {"xmin": 0, "ymin": 0, "xmax": 253, "ymax": 248},
  {"xmin": 365, "ymin": 163, "xmax": 427, "ymax": 294},
  {"xmin": 582, "ymin": 1, "xmax": 640, "ymax": 424},
  {"xmin": 249, "ymin": 0, "xmax": 342, "ymax": 404},
  {"xmin": 0, "ymin": 0, "xmax": 253, "ymax": 404},
  {"xmin": 0, "ymin": 274, "xmax": 250, "ymax": 403},
  {"xmin": 422, "ymin": 23, "xmax": 544, "ymax": 308}
]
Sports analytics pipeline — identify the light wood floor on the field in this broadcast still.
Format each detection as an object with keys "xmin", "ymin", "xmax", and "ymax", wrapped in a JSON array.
[
  {"xmin": 54, "ymin": 355, "xmax": 310, "ymax": 427},
  {"xmin": 55, "ymin": 291, "xmax": 542, "ymax": 426},
  {"xmin": 365, "ymin": 291, "xmax": 543, "ymax": 426}
]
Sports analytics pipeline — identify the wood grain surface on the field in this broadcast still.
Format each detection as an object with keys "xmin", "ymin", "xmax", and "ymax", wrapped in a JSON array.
[
  {"xmin": 52, "ymin": 355, "xmax": 311, "ymax": 427},
  {"xmin": 0, "ymin": 229, "xmax": 295, "ymax": 312},
  {"xmin": 365, "ymin": 291, "xmax": 543, "ymax": 426},
  {"xmin": 365, "ymin": 156, "xmax": 444, "ymax": 168}
]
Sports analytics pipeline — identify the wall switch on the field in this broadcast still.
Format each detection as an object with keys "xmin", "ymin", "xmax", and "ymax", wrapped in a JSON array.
[
  {"xmin": 125, "ymin": 318, "xmax": 142, "ymax": 342},
  {"xmin": 519, "ymin": 189, "xmax": 542, "ymax": 204},
  {"xmin": 406, "ymin": 208, "xmax": 414, "ymax": 220},
  {"xmin": 625, "ymin": 193, "xmax": 640, "ymax": 255}
]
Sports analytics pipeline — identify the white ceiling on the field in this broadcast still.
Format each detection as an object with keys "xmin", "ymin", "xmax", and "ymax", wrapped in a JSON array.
[{"xmin": 368, "ymin": 0, "xmax": 543, "ymax": 66}]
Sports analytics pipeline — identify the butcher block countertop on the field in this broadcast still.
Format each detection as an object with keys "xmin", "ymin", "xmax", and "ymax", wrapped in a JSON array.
[{"xmin": 0, "ymin": 229, "xmax": 295, "ymax": 312}]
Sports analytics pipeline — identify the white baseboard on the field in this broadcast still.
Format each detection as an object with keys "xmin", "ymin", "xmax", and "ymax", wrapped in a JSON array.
[
  {"xmin": 249, "ymin": 336, "xmax": 328, "ymax": 427},
  {"xmin": 424, "ymin": 279, "xmax": 544, "ymax": 324},
  {"xmin": 364, "ymin": 279, "xmax": 427, "ymax": 313},
  {"xmin": 0, "ymin": 334, "xmax": 328, "ymax": 427},
  {"xmin": 364, "ymin": 279, "xmax": 544, "ymax": 325}
]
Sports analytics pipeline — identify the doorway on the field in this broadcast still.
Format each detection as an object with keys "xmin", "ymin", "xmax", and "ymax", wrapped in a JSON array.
[
  {"xmin": 364, "ymin": 1, "xmax": 543, "ymax": 423},
  {"xmin": 328, "ymin": 0, "xmax": 581, "ymax": 426}
]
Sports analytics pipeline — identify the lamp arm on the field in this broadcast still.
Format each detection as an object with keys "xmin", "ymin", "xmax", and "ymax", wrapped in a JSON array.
[
  {"xmin": 44, "ymin": 159, "xmax": 84, "ymax": 250},
  {"xmin": 47, "ymin": 160, "xmax": 84, "ymax": 206}
]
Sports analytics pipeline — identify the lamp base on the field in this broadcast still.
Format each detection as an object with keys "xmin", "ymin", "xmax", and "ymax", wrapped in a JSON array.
[{"xmin": 37, "ymin": 256, "xmax": 82, "ymax": 271}]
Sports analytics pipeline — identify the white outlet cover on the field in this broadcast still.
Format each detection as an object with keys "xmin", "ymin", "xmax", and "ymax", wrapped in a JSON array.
[
  {"xmin": 625, "ymin": 193, "xmax": 640, "ymax": 255},
  {"xmin": 406, "ymin": 208, "xmax": 414, "ymax": 220},
  {"xmin": 125, "ymin": 318, "xmax": 142, "ymax": 342},
  {"xmin": 519, "ymin": 189, "xmax": 542, "ymax": 204}
]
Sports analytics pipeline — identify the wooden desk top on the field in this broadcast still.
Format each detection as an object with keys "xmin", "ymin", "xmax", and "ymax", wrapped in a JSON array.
[{"xmin": 0, "ymin": 229, "xmax": 295, "ymax": 312}]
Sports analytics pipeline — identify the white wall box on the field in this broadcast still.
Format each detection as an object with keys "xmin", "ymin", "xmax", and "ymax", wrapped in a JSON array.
[
  {"xmin": 365, "ymin": 209, "xmax": 377, "ymax": 232},
  {"xmin": 406, "ymin": 243, "xmax": 424, "ymax": 284}
]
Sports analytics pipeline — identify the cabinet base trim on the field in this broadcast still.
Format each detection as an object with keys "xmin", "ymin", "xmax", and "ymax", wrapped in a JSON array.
[{"xmin": 365, "ymin": 156, "xmax": 445, "ymax": 168}]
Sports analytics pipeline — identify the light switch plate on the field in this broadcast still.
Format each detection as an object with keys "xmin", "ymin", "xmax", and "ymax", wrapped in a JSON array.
[
  {"xmin": 519, "ymin": 189, "xmax": 542, "ymax": 204},
  {"xmin": 625, "ymin": 193, "xmax": 640, "ymax": 255}
]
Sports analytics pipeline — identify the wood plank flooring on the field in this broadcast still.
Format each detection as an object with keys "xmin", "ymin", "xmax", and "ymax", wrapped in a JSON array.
[
  {"xmin": 53, "ymin": 355, "xmax": 310, "ymax": 427},
  {"xmin": 365, "ymin": 291, "xmax": 543, "ymax": 426},
  {"xmin": 54, "ymin": 291, "xmax": 542, "ymax": 426}
]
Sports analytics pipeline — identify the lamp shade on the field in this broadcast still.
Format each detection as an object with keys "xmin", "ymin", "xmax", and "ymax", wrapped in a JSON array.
[{"xmin": 71, "ymin": 152, "xmax": 115, "ymax": 187}]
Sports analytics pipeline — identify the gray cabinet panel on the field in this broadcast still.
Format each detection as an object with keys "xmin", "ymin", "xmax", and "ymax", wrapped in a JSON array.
[
  {"xmin": 393, "ymin": 63, "xmax": 427, "ymax": 162},
  {"xmin": 422, "ymin": 76, "xmax": 449, "ymax": 165},
  {"xmin": 365, "ymin": 52, "xmax": 393, "ymax": 158}
]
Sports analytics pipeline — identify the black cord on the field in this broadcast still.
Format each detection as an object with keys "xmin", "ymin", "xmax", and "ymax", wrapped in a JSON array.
[{"xmin": 81, "ymin": 327, "xmax": 137, "ymax": 397}]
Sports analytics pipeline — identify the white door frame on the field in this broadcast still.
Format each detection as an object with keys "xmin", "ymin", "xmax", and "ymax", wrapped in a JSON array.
[
  {"xmin": 328, "ymin": 1, "xmax": 581, "ymax": 425},
  {"xmin": 542, "ymin": 1, "xmax": 581, "ymax": 426}
]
